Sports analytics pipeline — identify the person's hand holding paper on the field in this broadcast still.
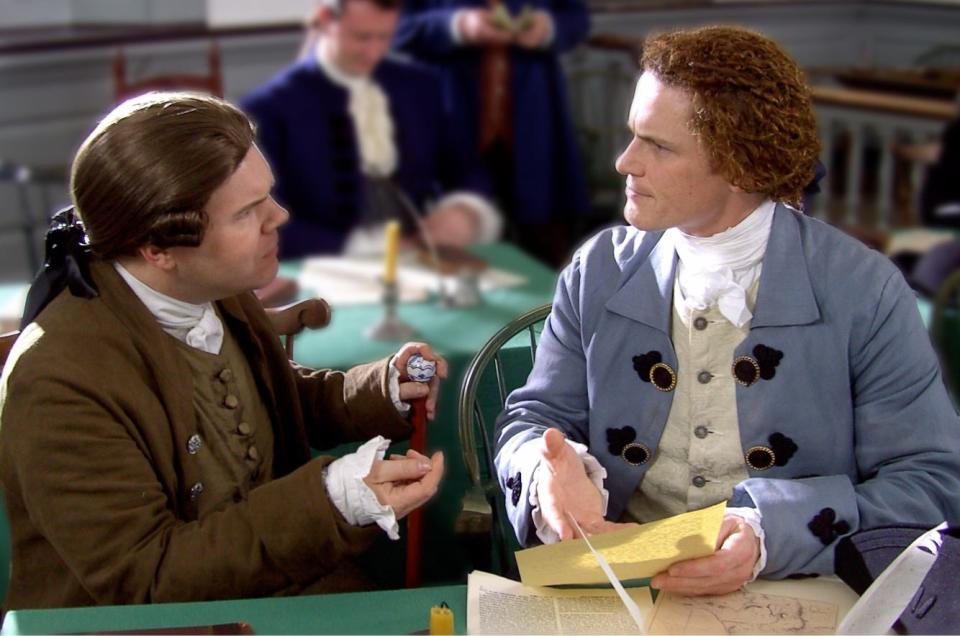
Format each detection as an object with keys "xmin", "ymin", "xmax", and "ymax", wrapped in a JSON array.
[{"xmin": 649, "ymin": 513, "xmax": 761, "ymax": 596}]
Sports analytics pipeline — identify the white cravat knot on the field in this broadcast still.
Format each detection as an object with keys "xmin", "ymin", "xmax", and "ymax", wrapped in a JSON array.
[
  {"xmin": 317, "ymin": 43, "xmax": 397, "ymax": 177},
  {"xmin": 669, "ymin": 200, "xmax": 776, "ymax": 328},
  {"xmin": 184, "ymin": 304, "xmax": 225, "ymax": 354}
]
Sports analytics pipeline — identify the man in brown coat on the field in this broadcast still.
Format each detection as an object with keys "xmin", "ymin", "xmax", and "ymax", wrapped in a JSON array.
[{"xmin": 0, "ymin": 92, "xmax": 446, "ymax": 609}]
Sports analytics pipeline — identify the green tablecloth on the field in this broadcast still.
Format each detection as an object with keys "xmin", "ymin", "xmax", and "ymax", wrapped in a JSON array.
[{"xmin": 0, "ymin": 584, "xmax": 468, "ymax": 635}]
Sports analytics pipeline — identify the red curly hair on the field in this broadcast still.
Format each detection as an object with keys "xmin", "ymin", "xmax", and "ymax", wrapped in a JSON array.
[{"xmin": 641, "ymin": 26, "xmax": 820, "ymax": 208}]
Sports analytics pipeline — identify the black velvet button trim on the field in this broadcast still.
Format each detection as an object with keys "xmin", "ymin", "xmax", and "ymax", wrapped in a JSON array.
[
  {"xmin": 732, "ymin": 344, "xmax": 784, "ymax": 386},
  {"xmin": 632, "ymin": 351, "xmax": 677, "ymax": 392},
  {"xmin": 505, "ymin": 472, "xmax": 521, "ymax": 506},
  {"xmin": 733, "ymin": 356, "xmax": 761, "ymax": 386},
  {"xmin": 769, "ymin": 432, "xmax": 798, "ymax": 466},
  {"xmin": 606, "ymin": 427, "xmax": 650, "ymax": 465},
  {"xmin": 755, "ymin": 344, "xmax": 784, "ymax": 380},
  {"xmin": 745, "ymin": 433, "xmax": 798, "ymax": 470},
  {"xmin": 808, "ymin": 507, "xmax": 851, "ymax": 545},
  {"xmin": 745, "ymin": 446, "xmax": 776, "ymax": 470},
  {"xmin": 621, "ymin": 443, "xmax": 651, "ymax": 466},
  {"xmin": 632, "ymin": 351, "xmax": 661, "ymax": 383},
  {"xmin": 606, "ymin": 426, "xmax": 636, "ymax": 456},
  {"xmin": 649, "ymin": 362, "xmax": 677, "ymax": 392}
]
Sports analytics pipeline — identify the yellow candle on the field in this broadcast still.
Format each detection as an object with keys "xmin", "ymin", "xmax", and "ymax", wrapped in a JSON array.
[
  {"xmin": 429, "ymin": 603, "xmax": 454, "ymax": 635},
  {"xmin": 383, "ymin": 220, "xmax": 400, "ymax": 284}
]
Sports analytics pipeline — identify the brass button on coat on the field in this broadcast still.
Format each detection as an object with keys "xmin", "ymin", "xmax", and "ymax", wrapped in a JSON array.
[
  {"xmin": 745, "ymin": 446, "xmax": 777, "ymax": 470},
  {"xmin": 223, "ymin": 394, "xmax": 239, "ymax": 409},
  {"xmin": 621, "ymin": 442, "xmax": 651, "ymax": 466},
  {"xmin": 247, "ymin": 446, "xmax": 259, "ymax": 461},
  {"xmin": 237, "ymin": 422, "xmax": 252, "ymax": 436},
  {"xmin": 189, "ymin": 482, "xmax": 204, "ymax": 500},
  {"xmin": 218, "ymin": 368, "xmax": 233, "ymax": 383}
]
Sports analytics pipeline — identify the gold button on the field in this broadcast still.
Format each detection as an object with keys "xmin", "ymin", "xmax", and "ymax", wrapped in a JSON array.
[
  {"xmin": 247, "ymin": 446, "xmax": 259, "ymax": 461},
  {"xmin": 237, "ymin": 422, "xmax": 252, "ymax": 436},
  {"xmin": 218, "ymin": 368, "xmax": 233, "ymax": 383},
  {"xmin": 223, "ymin": 395, "xmax": 239, "ymax": 409}
]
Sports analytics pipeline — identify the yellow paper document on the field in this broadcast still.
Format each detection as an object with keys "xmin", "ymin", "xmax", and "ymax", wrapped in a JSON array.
[{"xmin": 516, "ymin": 501, "xmax": 725, "ymax": 587}]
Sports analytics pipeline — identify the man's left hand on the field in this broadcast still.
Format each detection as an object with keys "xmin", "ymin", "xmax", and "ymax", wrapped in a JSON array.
[
  {"xmin": 393, "ymin": 343, "xmax": 448, "ymax": 420},
  {"xmin": 514, "ymin": 11, "xmax": 552, "ymax": 49},
  {"xmin": 649, "ymin": 513, "xmax": 760, "ymax": 596}
]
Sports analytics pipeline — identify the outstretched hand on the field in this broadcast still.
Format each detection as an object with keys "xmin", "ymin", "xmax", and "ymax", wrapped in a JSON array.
[
  {"xmin": 537, "ymin": 428, "xmax": 631, "ymax": 540},
  {"xmin": 650, "ymin": 513, "xmax": 760, "ymax": 595}
]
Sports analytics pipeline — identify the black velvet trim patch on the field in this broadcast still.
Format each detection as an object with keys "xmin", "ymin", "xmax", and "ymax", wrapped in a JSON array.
[
  {"xmin": 808, "ymin": 507, "xmax": 851, "ymax": 545},
  {"xmin": 770, "ymin": 432, "xmax": 798, "ymax": 466},
  {"xmin": 505, "ymin": 472, "xmax": 522, "ymax": 507},
  {"xmin": 632, "ymin": 351, "xmax": 662, "ymax": 384}
]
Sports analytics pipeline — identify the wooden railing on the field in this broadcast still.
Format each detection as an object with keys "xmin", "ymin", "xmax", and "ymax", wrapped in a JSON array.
[
  {"xmin": 563, "ymin": 38, "xmax": 957, "ymax": 234},
  {"xmin": 810, "ymin": 85, "xmax": 956, "ymax": 229}
]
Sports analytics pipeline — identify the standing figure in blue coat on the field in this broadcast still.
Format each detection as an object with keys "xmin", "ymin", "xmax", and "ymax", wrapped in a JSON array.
[
  {"xmin": 394, "ymin": 0, "xmax": 591, "ymax": 267},
  {"xmin": 495, "ymin": 26, "xmax": 960, "ymax": 595},
  {"xmin": 242, "ymin": 0, "xmax": 500, "ymax": 258}
]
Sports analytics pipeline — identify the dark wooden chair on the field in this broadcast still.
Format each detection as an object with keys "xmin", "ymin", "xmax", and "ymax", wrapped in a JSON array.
[
  {"xmin": 264, "ymin": 298, "xmax": 331, "ymax": 359},
  {"xmin": 456, "ymin": 303, "xmax": 552, "ymax": 578},
  {"xmin": 113, "ymin": 42, "xmax": 223, "ymax": 102}
]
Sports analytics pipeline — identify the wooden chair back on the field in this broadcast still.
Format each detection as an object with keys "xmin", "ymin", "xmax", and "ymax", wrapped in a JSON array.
[
  {"xmin": 113, "ymin": 42, "xmax": 223, "ymax": 103},
  {"xmin": 264, "ymin": 298, "xmax": 331, "ymax": 359}
]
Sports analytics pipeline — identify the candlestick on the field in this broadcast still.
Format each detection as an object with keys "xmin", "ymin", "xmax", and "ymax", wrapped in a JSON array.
[
  {"xmin": 383, "ymin": 219, "xmax": 400, "ymax": 284},
  {"xmin": 365, "ymin": 278, "xmax": 414, "ymax": 340}
]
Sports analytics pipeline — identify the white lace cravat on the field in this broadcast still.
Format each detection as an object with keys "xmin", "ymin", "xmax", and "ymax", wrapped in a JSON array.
[
  {"xmin": 316, "ymin": 43, "xmax": 397, "ymax": 177},
  {"xmin": 113, "ymin": 263, "xmax": 224, "ymax": 354},
  {"xmin": 668, "ymin": 200, "xmax": 776, "ymax": 327}
]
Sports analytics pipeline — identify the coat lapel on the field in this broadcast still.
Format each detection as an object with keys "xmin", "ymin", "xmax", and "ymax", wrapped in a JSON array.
[
  {"xmin": 604, "ymin": 229, "xmax": 677, "ymax": 334},
  {"xmin": 752, "ymin": 205, "xmax": 821, "ymax": 328}
]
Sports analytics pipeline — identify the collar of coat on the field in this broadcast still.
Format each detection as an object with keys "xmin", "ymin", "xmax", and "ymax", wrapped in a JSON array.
[{"xmin": 605, "ymin": 204, "xmax": 821, "ymax": 333}]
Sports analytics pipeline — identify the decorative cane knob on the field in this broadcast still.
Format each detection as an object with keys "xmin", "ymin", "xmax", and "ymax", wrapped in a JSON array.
[{"xmin": 405, "ymin": 353, "xmax": 437, "ymax": 383}]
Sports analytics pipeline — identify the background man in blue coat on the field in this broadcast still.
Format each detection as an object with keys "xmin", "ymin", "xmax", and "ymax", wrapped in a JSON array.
[
  {"xmin": 243, "ymin": 0, "xmax": 500, "ymax": 258},
  {"xmin": 394, "ymin": 0, "xmax": 591, "ymax": 267},
  {"xmin": 495, "ymin": 26, "xmax": 960, "ymax": 595}
]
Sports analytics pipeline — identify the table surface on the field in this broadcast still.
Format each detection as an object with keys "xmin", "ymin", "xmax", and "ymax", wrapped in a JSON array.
[{"xmin": 0, "ymin": 584, "xmax": 468, "ymax": 635}]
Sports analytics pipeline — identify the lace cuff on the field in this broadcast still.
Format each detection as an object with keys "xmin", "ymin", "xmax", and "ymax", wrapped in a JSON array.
[
  {"xmin": 530, "ymin": 438, "xmax": 608, "ymax": 544},
  {"xmin": 323, "ymin": 436, "xmax": 400, "ymax": 540}
]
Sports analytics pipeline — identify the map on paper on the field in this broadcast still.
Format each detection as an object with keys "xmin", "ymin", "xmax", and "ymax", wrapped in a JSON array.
[
  {"xmin": 516, "ymin": 501, "xmax": 725, "ymax": 587},
  {"xmin": 646, "ymin": 576, "xmax": 859, "ymax": 635}
]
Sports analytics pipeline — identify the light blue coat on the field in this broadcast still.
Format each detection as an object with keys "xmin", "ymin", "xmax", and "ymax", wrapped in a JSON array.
[{"xmin": 495, "ymin": 205, "xmax": 960, "ymax": 578}]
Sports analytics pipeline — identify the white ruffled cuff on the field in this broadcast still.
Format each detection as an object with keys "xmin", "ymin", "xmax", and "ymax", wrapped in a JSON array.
[
  {"xmin": 323, "ymin": 436, "xmax": 401, "ymax": 540},
  {"xmin": 530, "ymin": 438, "xmax": 609, "ymax": 544},
  {"xmin": 387, "ymin": 357, "xmax": 410, "ymax": 415},
  {"xmin": 431, "ymin": 191, "xmax": 503, "ymax": 243},
  {"xmin": 726, "ymin": 506, "xmax": 767, "ymax": 581}
]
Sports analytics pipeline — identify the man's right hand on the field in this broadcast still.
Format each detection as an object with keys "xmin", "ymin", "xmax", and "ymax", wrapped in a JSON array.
[
  {"xmin": 537, "ymin": 428, "xmax": 626, "ymax": 540},
  {"xmin": 364, "ymin": 449, "xmax": 444, "ymax": 520}
]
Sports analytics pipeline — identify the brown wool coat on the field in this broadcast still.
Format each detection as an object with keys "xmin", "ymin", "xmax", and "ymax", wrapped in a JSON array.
[{"xmin": 0, "ymin": 261, "xmax": 412, "ymax": 609}]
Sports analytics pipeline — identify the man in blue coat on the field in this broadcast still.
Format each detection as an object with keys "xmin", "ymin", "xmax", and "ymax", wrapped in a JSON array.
[
  {"xmin": 394, "ymin": 0, "xmax": 590, "ymax": 266},
  {"xmin": 495, "ymin": 26, "xmax": 960, "ymax": 595},
  {"xmin": 242, "ymin": 0, "xmax": 499, "ymax": 258}
]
